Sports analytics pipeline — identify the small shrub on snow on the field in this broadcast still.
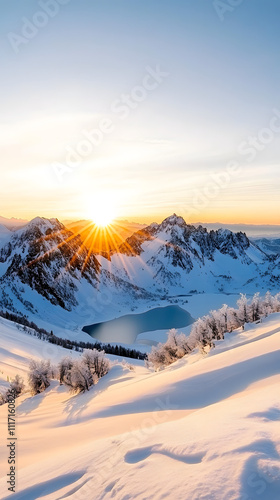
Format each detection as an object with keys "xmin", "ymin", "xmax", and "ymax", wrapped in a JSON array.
[
  {"xmin": 121, "ymin": 360, "xmax": 135, "ymax": 371},
  {"xmin": 147, "ymin": 329, "xmax": 191, "ymax": 370},
  {"xmin": 0, "ymin": 375, "xmax": 25, "ymax": 405},
  {"xmin": 58, "ymin": 357, "xmax": 74, "ymax": 386},
  {"xmin": 28, "ymin": 359, "xmax": 51, "ymax": 395},
  {"xmin": 82, "ymin": 349, "xmax": 110, "ymax": 379},
  {"xmin": 68, "ymin": 361, "xmax": 94, "ymax": 393},
  {"xmin": 0, "ymin": 389, "xmax": 8, "ymax": 405},
  {"xmin": 9, "ymin": 374, "xmax": 25, "ymax": 397},
  {"xmin": 58, "ymin": 350, "xmax": 110, "ymax": 393}
]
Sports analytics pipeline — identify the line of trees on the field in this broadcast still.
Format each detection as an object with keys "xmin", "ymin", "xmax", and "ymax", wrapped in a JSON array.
[
  {"xmin": 0, "ymin": 349, "xmax": 111, "ymax": 404},
  {"xmin": 57, "ymin": 349, "xmax": 110, "ymax": 393},
  {"xmin": 28, "ymin": 349, "xmax": 110, "ymax": 395},
  {"xmin": 0, "ymin": 310, "xmax": 146, "ymax": 360},
  {"xmin": 147, "ymin": 291, "xmax": 280, "ymax": 370}
]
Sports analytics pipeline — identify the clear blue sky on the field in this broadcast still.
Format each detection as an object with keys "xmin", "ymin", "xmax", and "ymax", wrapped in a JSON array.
[{"xmin": 0, "ymin": 0, "xmax": 279, "ymax": 223}]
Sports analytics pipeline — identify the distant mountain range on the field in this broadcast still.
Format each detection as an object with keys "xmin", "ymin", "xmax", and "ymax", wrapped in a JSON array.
[
  {"xmin": 250, "ymin": 237, "xmax": 280, "ymax": 256},
  {"xmin": 1, "ymin": 215, "xmax": 280, "ymax": 237},
  {"xmin": 0, "ymin": 214, "xmax": 279, "ymax": 327},
  {"xmin": 192, "ymin": 222, "xmax": 280, "ymax": 237},
  {"xmin": 0, "ymin": 216, "xmax": 28, "ymax": 231}
]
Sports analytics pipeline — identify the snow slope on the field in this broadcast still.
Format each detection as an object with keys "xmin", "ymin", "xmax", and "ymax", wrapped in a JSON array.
[
  {"xmin": 0, "ymin": 314, "xmax": 280, "ymax": 499},
  {"xmin": 0, "ymin": 224, "xmax": 11, "ymax": 246},
  {"xmin": 251, "ymin": 237, "xmax": 280, "ymax": 257}
]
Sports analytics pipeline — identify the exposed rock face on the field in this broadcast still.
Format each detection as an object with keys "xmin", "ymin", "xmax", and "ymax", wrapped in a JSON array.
[
  {"xmin": 115, "ymin": 214, "xmax": 254, "ymax": 269},
  {"xmin": 0, "ymin": 218, "xmax": 100, "ymax": 311},
  {"xmin": 108, "ymin": 214, "xmax": 271, "ymax": 294}
]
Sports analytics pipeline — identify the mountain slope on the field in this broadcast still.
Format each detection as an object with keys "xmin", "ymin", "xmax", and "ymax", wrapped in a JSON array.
[
  {"xmin": 0, "ymin": 224, "xmax": 11, "ymax": 246},
  {"xmin": 0, "ymin": 217, "xmax": 100, "ymax": 312},
  {"xmin": 0, "ymin": 313, "xmax": 279, "ymax": 499},
  {"xmin": 251, "ymin": 236, "xmax": 280, "ymax": 257},
  {"xmin": 0, "ymin": 218, "xmax": 153, "ymax": 327},
  {"xmin": 102, "ymin": 214, "xmax": 271, "ymax": 295}
]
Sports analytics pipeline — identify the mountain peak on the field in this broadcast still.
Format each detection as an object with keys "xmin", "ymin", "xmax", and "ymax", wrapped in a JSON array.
[
  {"xmin": 28, "ymin": 216, "xmax": 62, "ymax": 226},
  {"xmin": 160, "ymin": 214, "xmax": 186, "ymax": 227},
  {"xmin": 22, "ymin": 217, "xmax": 64, "ymax": 234}
]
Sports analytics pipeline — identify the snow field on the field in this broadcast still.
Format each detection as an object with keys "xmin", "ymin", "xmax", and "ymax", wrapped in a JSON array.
[{"xmin": 0, "ymin": 314, "xmax": 279, "ymax": 498}]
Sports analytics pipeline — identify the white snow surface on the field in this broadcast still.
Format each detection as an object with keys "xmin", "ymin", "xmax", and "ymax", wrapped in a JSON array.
[{"xmin": 0, "ymin": 314, "xmax": 280, "ymax": 499}]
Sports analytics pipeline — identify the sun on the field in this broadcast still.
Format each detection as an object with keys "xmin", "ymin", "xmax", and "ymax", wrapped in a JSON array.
[
  {"xmin": 85, "ymin": 194, "xmax": 117, "ymax": 228},
  {"xmin": 93, "ymin": 211, "xmax": 114, "ymax": 228}
]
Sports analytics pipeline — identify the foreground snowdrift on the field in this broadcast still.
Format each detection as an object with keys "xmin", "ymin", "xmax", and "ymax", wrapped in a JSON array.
[{"xmin": 0, "ymin": 316, "xmax": 280, "ymax": 499}]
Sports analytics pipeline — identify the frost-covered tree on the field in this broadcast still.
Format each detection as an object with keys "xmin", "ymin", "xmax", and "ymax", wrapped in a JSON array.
[
  {"xmin": 68, "ymin": 361, "xmax": 93, "ymax": 393},
  {"xmin": 207, "ymin": 313, "xmax": 221, "ymax": 340},
  {"xmin": 164, "ymin": 329, "xmax": 190, "ymax": 359},
  {"xmin": 28, "ymin": 359, "xmax": 51, "ymax": 395},
  {"xmin": 82, "ymin": 349, "xmax": 110, "ymax": 379},
  {"xmin": 226, "ymin": 307, "xmax": 241, "ymax": 331},
  {"xmin": 188, "ymin": 317, "xmax": 215, "ymax": 351},
  {"xmin": 148, "ymin": 290, "xmax": 280, "ymax": 371},
  {"xmin": 250, "ymin": 292, "xmax": 261, "ymax": 322},
  {"xmin": 58, "ymin": 351, "xmax": 110, "ymax": 393},
  {"xmin": 58, "ymin": 357, "xmax": 74, "ymax": 386},
  {"xmin": 262, "ymin": 291, "xmax": 274, "ymax": 317},
  {"xmin": 147, "ymin": 343, "xmax": 171, "ymax": 371},
  {"xmin": 0, "ymin": 389, "xmax": 8, "ymax": 405},
  {"xmin": 147, "ymin": 329, "xmax": 192, "ymax": 370},
  {"xmin": 219, "ymin": 304, "xmax": 230, "ymax": 332},
  {"xmin": 272, "ymin": 292, "xmax": 280, "ymax": 313},
  {"xmin": 9, "ymin": 374, "xmax": 25, "ymax": 397},
  {"xmin": 237, "ymin": 294, "xmax": 249, "ymax": 325}
]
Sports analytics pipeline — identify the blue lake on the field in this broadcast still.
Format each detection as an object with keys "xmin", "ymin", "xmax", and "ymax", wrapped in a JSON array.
[{"xmin": 82, "ymin": 305, "xmax": 195, "ymax": 344}]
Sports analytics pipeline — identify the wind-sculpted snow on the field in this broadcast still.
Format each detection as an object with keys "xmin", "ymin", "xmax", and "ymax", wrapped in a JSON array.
[{"xmin": 0, "ymin": 313, "xmax": 280, "ymax": 499}]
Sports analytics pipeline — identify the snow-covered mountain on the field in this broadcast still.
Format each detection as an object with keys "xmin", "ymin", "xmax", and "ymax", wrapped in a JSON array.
[
  {"xmin": 0, "ymin": 217, "xmax": 152, "ymax": 326},
  {"xmin": 0, "ymin": 223, "xmax": 11, "ymax": 244},
  {"xmin": 0, "ymin": 214, "xmax": 278, "ymax": 326},
  {"xmin": 0, "ymin": 215, "xmax": 28, "ymax": 231},
  {"xmin": 0, "ymin": 217, "xmax": 101, "ymax": 311},
  {"xmin": 101, "ymin": 214, "xmax": 274, "ymax": 295},
  {"xmin": 251, "ymin": 236, "xmax": 280, "ymax": 257}
]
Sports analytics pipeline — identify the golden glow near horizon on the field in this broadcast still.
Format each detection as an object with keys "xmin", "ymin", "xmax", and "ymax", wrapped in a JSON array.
[
  {"xmin": 1, "ymin": 3, "xmax": 280, "ymax": 229},
  {"xmin": 0, "ymin": 112, "xmax": 279, "ymax": 226},
  {"xmin": 84, "ymin": 193, "xmax": 118, "ymax": 228}
]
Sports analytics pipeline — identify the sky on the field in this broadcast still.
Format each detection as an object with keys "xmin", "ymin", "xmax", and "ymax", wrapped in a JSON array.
[{"xmin": 0, "ymin": 0, "xmax": 279, "ymax": 224}]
